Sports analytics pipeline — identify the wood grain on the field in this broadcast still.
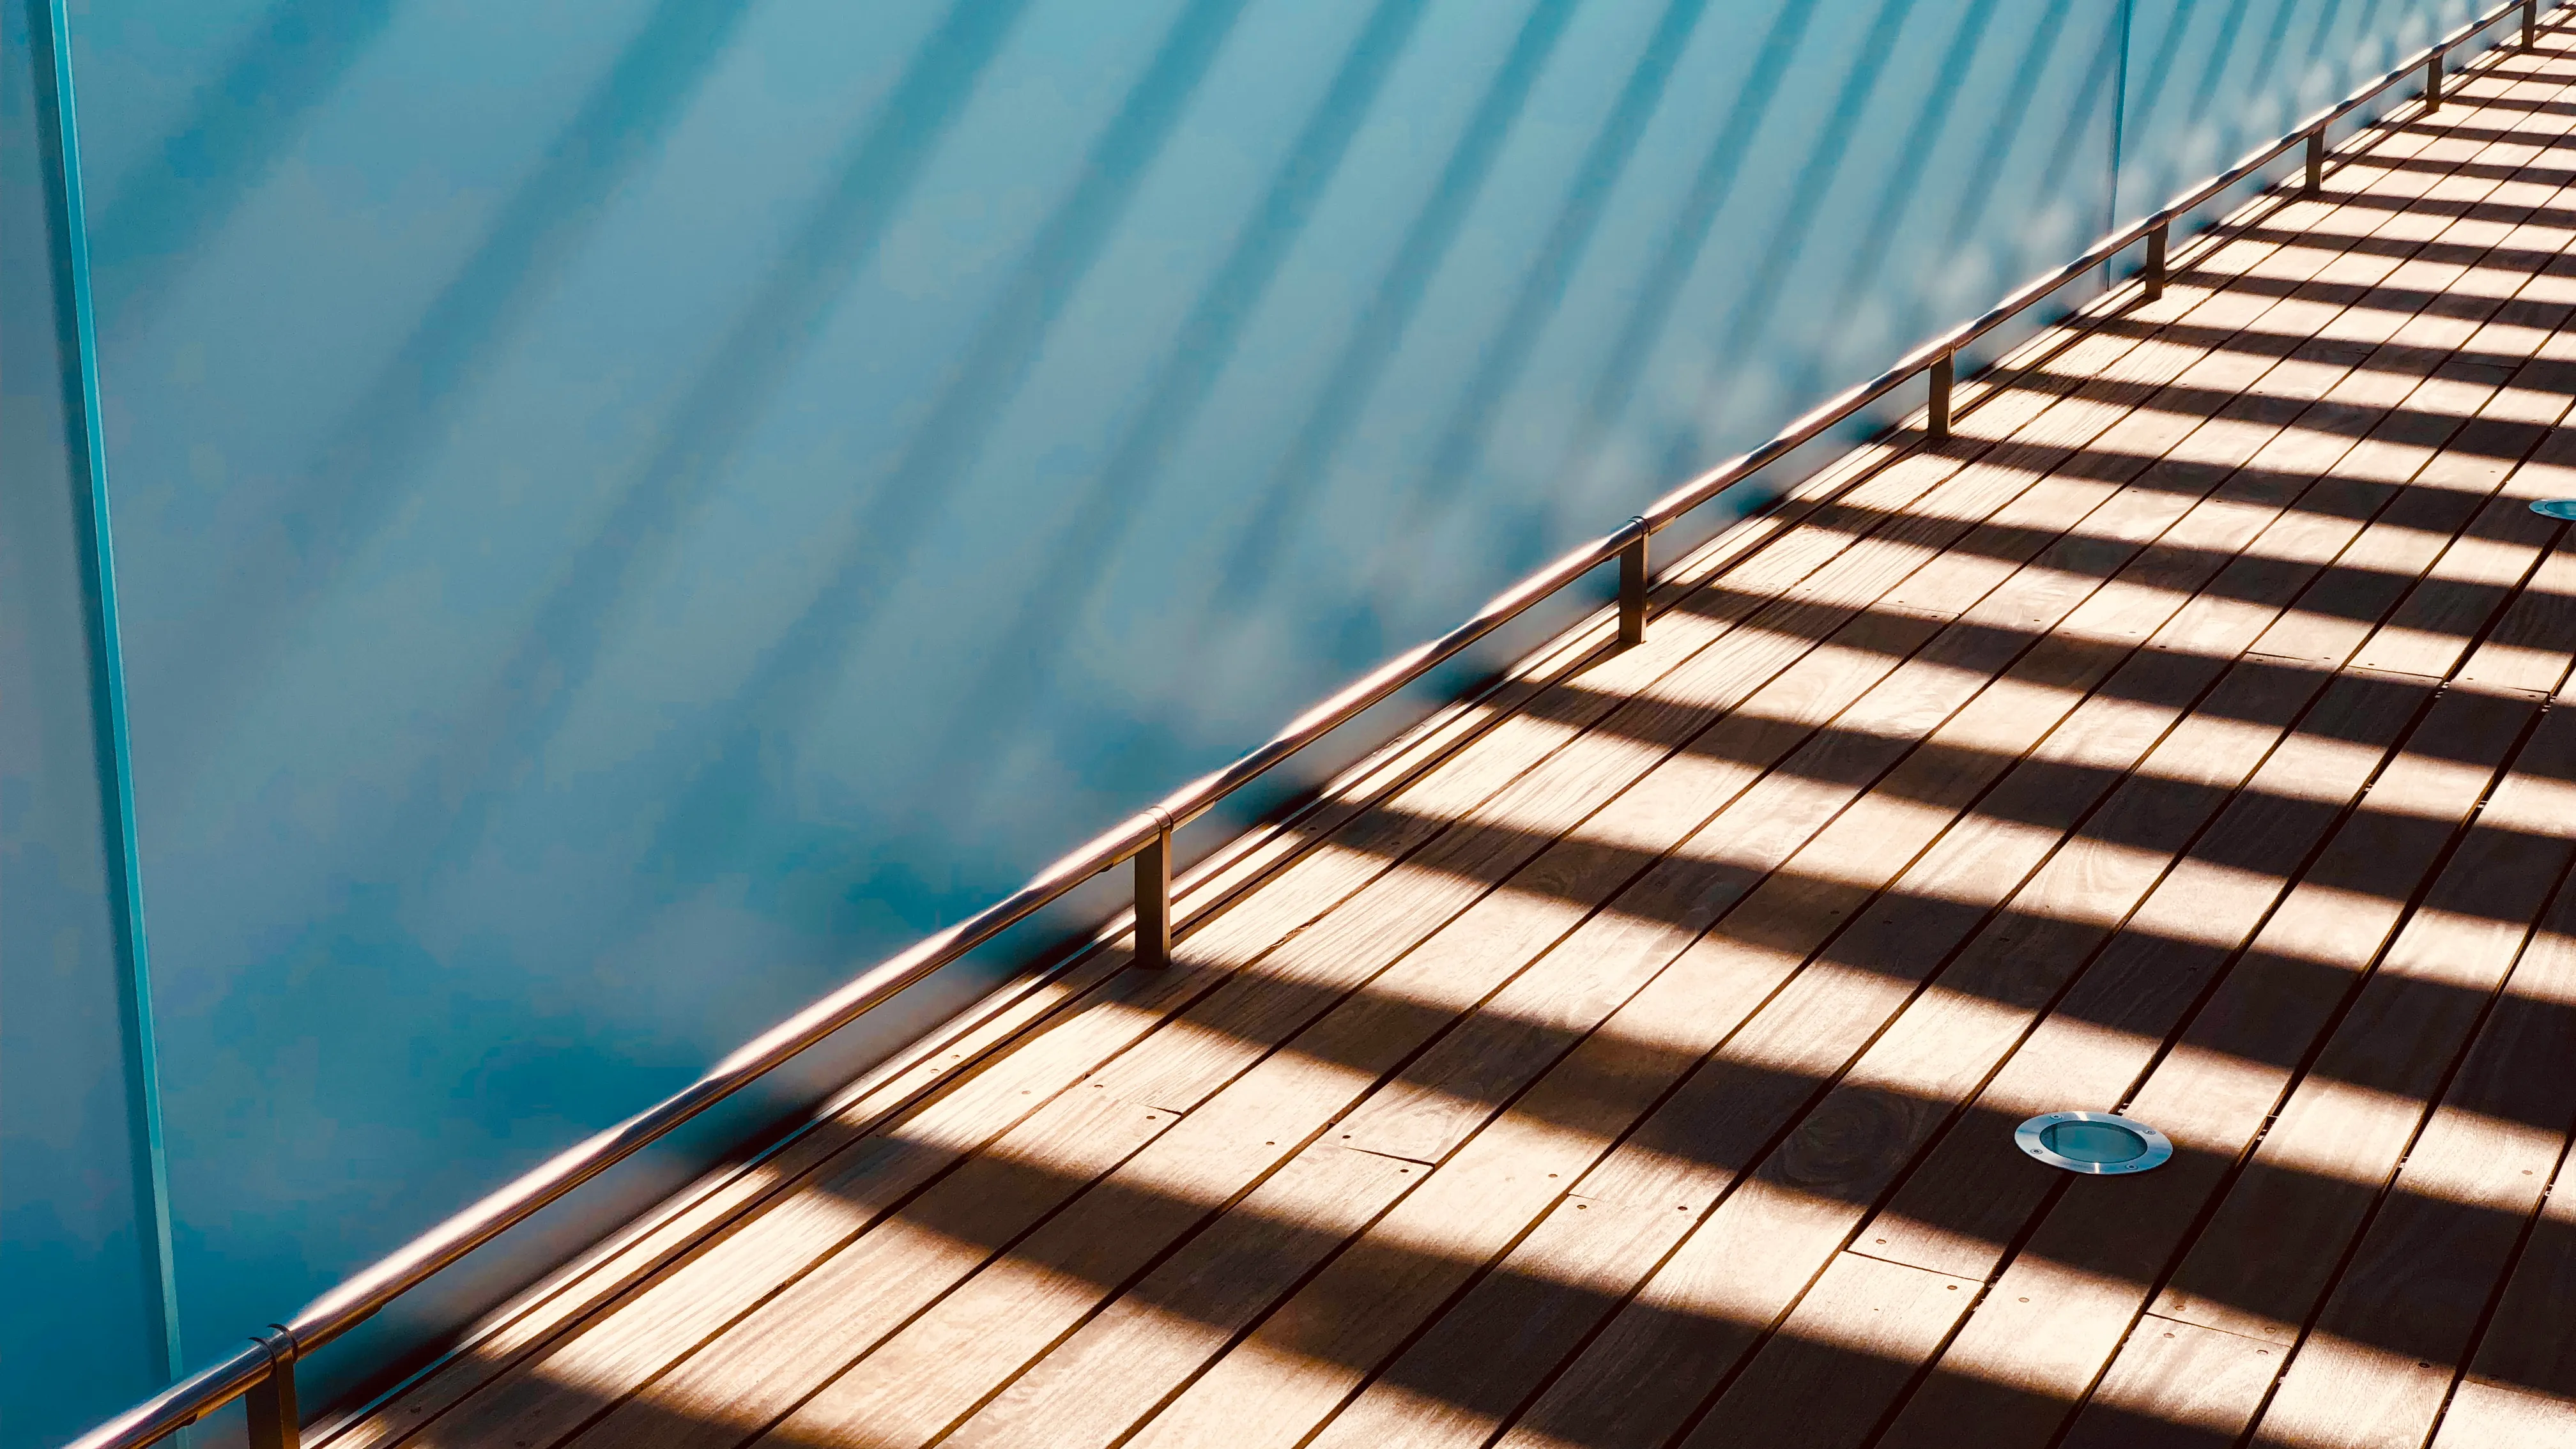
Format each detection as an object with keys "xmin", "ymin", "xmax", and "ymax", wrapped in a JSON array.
[
  {"xmin": 1872, "ymin": 684, "xmax": 2543, "ymax": 1449},
  {"xmin": 2423, "ymin": 866, "xmax": 2576, "ymax": 1448},
  {"xmin": 2155, "ymin": 707, "xmax": 2576, "ymax": 1347},
  {"xmin": 2058, "ymin": 1316, "xmax": 2283, "ymax": 1449},
  {"xmin": 1673, "ymin": 1253, "xmax": 1975, "ymax": 1449}
]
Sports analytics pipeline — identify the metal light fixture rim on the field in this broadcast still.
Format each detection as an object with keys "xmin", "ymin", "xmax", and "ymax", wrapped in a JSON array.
[{"xmin": 2014, "ymin": 1110, "xmax": 2175, "ymax": 1175}]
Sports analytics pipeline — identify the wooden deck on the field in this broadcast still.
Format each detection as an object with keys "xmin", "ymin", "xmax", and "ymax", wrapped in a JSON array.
[{"xmin": 327, "ymin": 34, "xmax": 2576, "ymax": 1449}]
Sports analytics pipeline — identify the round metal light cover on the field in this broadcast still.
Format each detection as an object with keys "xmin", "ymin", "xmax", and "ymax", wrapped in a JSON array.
[
  {"xmin": 2530, "ymin": 499, "xmax": 2576, "ymax": 520},
  {"xmin": 2014, "ymin": 1111, "xmax": 2173, "ymax": 1176}
]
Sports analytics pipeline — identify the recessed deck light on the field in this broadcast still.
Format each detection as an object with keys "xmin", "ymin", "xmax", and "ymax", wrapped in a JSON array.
[
  {"xmin": 2014, "ymin": 1111, "xmax": 2172, "ymax": 1175},
  {"xmin": 2531, "ymin": 499, "xmax": 2576, "ymax": 520}
]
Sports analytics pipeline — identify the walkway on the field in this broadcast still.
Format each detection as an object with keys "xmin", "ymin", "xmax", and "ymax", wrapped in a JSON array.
[{"xmin": 326, "ymin": 34, "xmax": 2576, "ymax": 1449}]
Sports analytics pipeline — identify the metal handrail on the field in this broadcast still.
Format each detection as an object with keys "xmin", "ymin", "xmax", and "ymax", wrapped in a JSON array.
[{"xmin": 63, "ymin": 3, "xmax": 2552, "ymax": 1445}]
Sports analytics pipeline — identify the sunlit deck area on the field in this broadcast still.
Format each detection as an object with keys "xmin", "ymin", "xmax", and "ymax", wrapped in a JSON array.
[{"xmin": 326, "ymin": 37, "xmax": 2576, "ymax": 1449}]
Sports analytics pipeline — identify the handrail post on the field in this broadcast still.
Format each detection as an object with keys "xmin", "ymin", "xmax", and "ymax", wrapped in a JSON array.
[
  {"xmin": 1618, "ymin": 521, "xmax": 1648, "ymax": 647},
  {"xmin": 2143, "ymin": 222, "xmax": 2168, "ymax": 303},
  {"xmin": 2306, "ymin": 128, "xmax": 2325, "ymax": 195},
  {"xmin": 1927, "ymin": 351, "xmax": 1954, "ymax": 443},
  {"xmin": 2528, "ymin": 0, "xmax": 2540, "ymax": 47},
  {"xmin": 2426, "ymin": 47, "xmax": 2444, "ymax": 109},
  {"xmin": 1133, "ymin": 811, "xmax": 1173, "ymax": 969},
  {"xmin": 247, "ymin": 1330, "xmax": 300, "ymax": 1449}
]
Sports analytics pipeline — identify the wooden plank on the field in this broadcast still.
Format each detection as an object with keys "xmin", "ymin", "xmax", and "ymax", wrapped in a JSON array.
[
  {"xmin": 1323, "ymin": 634, "xmax": 2199, "ymax": 1449},
  {"xmin": 1077, "ymin": 330, "xmax": 2380, "ymax": 1443},
  {"xmin": 1297, "ymin": 650, "xmax": 2189, "ymax": 1449},
  {"xmin": 935, "ymin": 1144, "xmax": 1425, "ymax": 1449},
  {"xmin": 1328, "ymin": 430, "xmax": 2248, "ymax": 1170},
  {"xmin": 2339, "ymin": 330, "xmax": 2576, "ymax": 681},
  {"xmin": 1096, "ymin": 608, "xmax": 1943, "ymax": 1111},
  {"xmin": 1545, "ymin": 104, "xmax": 2576, "ymax": 1216},
  {"xmin": 1568, "ymin": 397, "xmax": 2427, "ymax": 1219},
  {"xmin": 993, "ymin": 626, "xmax": 1997, "ymax": 1449},
  {"xmin": 2058, "ymin": 1316, "xmax": 2284, "ymax": 1449},
  {"xmin": 2081, "ymin": 696, "xmax": 2576, "ymax": 1433},
  {"xmin": 1052, "ymin": 1116, "xmax": 1581, "ymax": 1449},
  {"xmin": 1283, "ymin": 645, "xmax": 2181, "ymax": 1449},
  {"xmin": 2420, "ymin": 873, "xmax": 2576, "ymax": 1449},
  {"xmin": 1855, "ymin": 251, "xmax": 2576, "ymax": 1285},
  {"xmin": 1875, "ymin": 420, "xmax": 2576, "ymax": 1443},
  {"xmin": 2458, "ymin": 434, "xmax": 2576, "ymax": 694},
  {"xmin": 1714, "ymin": 240, "xmax": 2297, "ymax": 609},
  {"xmin": 2247, "ymin": 404, "xmax": 2513, "ymax": 670},
  {"xmin": 1370, "ymin": 211, "xmax": 2555, "ymax": 1433},
  {"xmin": 2432, "ymin": 1380, "xmax": 2576, "ymax": 1449},
  {"xmin": 2107, "ymin": 95, "xmax": 2576, "ymax": 679},
  {"xmin": 544, "ymin": 1092, "xmax": 1190, "ymax": 1449},
  {"xmin": 1117, "ymin": 554, "xmax": 2328, "ymax": 1449},
  {"xmin": 401, "ymin": 1087, "xmax": 1174, "ymax": 1449},
  {"xmin": 1870, "ymin": 685, "xmax": 2542, "ymax": 1449},
  {"xmin": 1670, "ymin": 1253, "xmax": 1976, "ymax": 1449},
  {"xmin": 2154, "ymin": 706, "xmax": 2576, "ymax": 1346},
  {"xmin": 2432, "ymin": 1129, "xmax": 2576, "ymax": 1449},
  {"xmin": 375, "ymin": 963, "xmax": 1232, "ymax": 1449},
  {"xmin": 1848, "ymin": 664, "xmax": 2429, "ymax": 1282},
  {"xmin": 2239, "ymin": 94, "xmax": 2576, "ymax": 355},
  {"xmin": 1298, "ymin": 1196, "xmax": 1695, "ymax": 1449},
  {"xmin": 1092, "ymin": 550, "xmax": 2018, "ymax": 1119},
  {"xmin": 1151, "ymin": 570, "xmax": 1905, "ymax": 993},
  {"xmin": 2242, "ymin": 861, "xmax": 2576, "ymax": 1449},
  {"xmin": 319, "ymin": 943, "xmax": 1155, "ymax": 1449},
  {"xmin": 741, "ymin": 548, "xmax": 2062, "ymax": 1449},
  {"xmin": 1044, "ymin": 907, "xmax": 1847, "ymax": 1449},
  {"xmin": 2351, "ymin": 465, "xmax": 2572, "ymax": 682},
  {"xmin": 625, "ymin": 1049, "xmax": 1389, "ymax": 1449},
  {"xmin": 1493, "ymin": 659, "xmax": 2359, "ymax": 1449},
  {"xmin": 785, "ymin": 1140, "xmax": 1423, "ymax": 1449},
  {"xmin": 1062, "ymin": 347, "xmax": 2241, "ymax": 1139},
  {"xmin": 1473, "ymin": 147, "xmax": 2576, "ymax": 1433}
]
